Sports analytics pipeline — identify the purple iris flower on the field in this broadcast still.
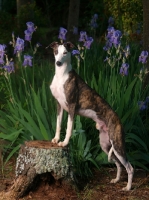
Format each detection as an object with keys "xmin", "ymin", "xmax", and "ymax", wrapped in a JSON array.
[
  {"xmin": 138, "ymin": 101, "xmax": 147, "ymax": 111},
  {"xmin": 138, "ymin": 96, "xmax": 149, "ymax": 111},
  {"xmin": 106, "ymin": 27, "xmax": 115, "ymax": 40},
  {"xmin": 112, "ymin": 30, "xmax": 122, "ymax": 47},
  {"xmin": 14, "ymin": 37, "xmax": 24, "ymax": 54},
  {"xmin": 114, "ymin": 30, "xmax": 122, "ymax": 38},
  {"xmin": 23, "ymin": 55, "xmax": 33, "ymax": 67},
  {"xmin": 26, "ymin": 22, "xmax": 35, "ymax": 33},
  {"xmin": 72, "ymin": 49, "xmax": 80, "ymax": 60},
  {"xmin": 104, "ymin": 27, "xmax": 122, "ymax": 50},
  {"xmin": 72, "ymin": 50, "xmax": 80, "ymax": 56},
  {"xmin": 24, "ymin": 30, "xmax": 32, "ymax": 41},
  {"xmin": 78, "ymin": 31, "xmax": 94, "ymax": 49},
  {"xmin": 3, "ymin": 61, "xmax": 15, "ymax": 73},
  {"xmin": 139, "ymin": 51, "xmax": 148, "ymax": 64},
  {"xmin": 0, "ymin": 44, "xmax": 6, "ymax": 64},
  {"xmin": 79, "ymin": 31, "xmax": 88, "ymax": 42},
  {"xmin": 120, "ymin": 63, "xmax": 129, "ymax": 76},
  {"xmin": 73, "ymin": 26, "xmax": 78, "ymax": 35},
  {"xmin": 24, "ymin": 22, "xmax": 36, "ymax": 42},
  {"xmin": 103, "ymin": 40, "xmax": 112, "ymax": 51},
  {"xmin": 90, "ymin": 14, "xmax": 98, "ymax": 28},
  {"xmin": 83, "ymin": 37, "xmax": 94, "ymax": 49},
  {"xmin": 58, "ymin": 27, "xmax": 67, "ymax": 41},
  {"xmin": 112, "ymin": 37, "xmax": 120, "ymax": 47}
]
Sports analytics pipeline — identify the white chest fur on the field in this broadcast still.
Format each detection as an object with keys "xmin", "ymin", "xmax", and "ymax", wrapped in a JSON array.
[
  {"xmin": 50, "ymin": 45, "xmax": 73, "ymax": 112},
  {"xmin": 50, "ymin": 74, "xmax": 69, "ymax": 111}
]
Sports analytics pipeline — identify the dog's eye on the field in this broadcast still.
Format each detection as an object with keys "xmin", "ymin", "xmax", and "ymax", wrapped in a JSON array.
[
  {"xmin": 54, "ymin": 50, "xmax": 58, "ymax": 55},
  {"xmin": 63, "ymin": 51, "xmax": 67, "ymax": 55}
]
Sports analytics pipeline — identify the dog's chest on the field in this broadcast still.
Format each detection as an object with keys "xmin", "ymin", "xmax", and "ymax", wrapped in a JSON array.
[{"xmin": 50, "ymin": 75, "xmax": 68, "ymax": 111}]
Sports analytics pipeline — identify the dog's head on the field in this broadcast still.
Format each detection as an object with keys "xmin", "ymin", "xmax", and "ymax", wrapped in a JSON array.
[{"xmin": 50, "ymin": 42, "xmax": 74, "ymax": 67}]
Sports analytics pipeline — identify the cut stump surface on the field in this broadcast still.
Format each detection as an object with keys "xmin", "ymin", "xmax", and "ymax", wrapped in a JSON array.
[{"xmin": 5, "ymin": 140, "xmax": 74, "ymax": 199}]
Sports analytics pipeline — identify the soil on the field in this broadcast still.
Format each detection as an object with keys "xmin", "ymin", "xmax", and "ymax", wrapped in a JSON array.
[{"xmin": 0, "ymin": 156, "xmax": 149, "ymax": 200}]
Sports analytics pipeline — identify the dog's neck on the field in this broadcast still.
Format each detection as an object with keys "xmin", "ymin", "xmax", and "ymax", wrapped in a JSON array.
[{"xmin": 55, "ymin": 61, "xmax": 72, "ymax": 79}]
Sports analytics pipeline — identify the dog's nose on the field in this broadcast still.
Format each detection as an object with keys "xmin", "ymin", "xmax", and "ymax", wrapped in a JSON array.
[{"xmin": 56, "ymin": 61, "xmax": 62, "ymax": 66}]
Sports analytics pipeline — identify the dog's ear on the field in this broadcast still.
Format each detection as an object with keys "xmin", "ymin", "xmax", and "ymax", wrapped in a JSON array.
[
  {"xmin": 49, "ymin": 42, "xmax": 59, "ymax": 49},
  {"xmin": 64, "ymin": 42, "xmax": 74, "ymax": 50}
]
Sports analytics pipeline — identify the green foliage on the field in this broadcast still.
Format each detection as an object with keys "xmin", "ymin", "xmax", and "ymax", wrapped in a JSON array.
[
  {"xmin": 38, "ymin": 0, "xmax": 69, "ymax": 27},
  {"xmin": 0, "ymin": 74, "xmax": 8, "ymax": 108},
  {"xmin": 15, "ymin": 1, "xmax": 50, "ymax": 46},
  {"xmin": 0, "ymin": 27, "xmax": 56, "ymax": 160},
  {"xmin": 70, "ymin": 116, "xmax": 100, "ymax": 178},
  {"xmin": 1, "ymin": 0, "xmax": 16, "ymax": 13},
  {"xmin": 80, "ymin": 0, "xmax": 107, "ymax": 37},
  {"xmin": 0, "ymin": 63, "xmax": 56, "ymax": 160},
  {"xmin": 0, "ymin": 11, "xmax": 15, "ymax": 44},
  {"xmin": 17, "ymin": 2, "xmax": 49, "ymax": 28},
  {"xmin": 104, "ymin": 0, "xmax": 143, "ymax": 34}
]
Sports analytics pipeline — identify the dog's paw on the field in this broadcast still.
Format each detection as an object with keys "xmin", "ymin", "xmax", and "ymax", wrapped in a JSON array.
[
  {"xmin": 58, "ymin": 141, "xmax": 68, "ymax": 147},
  {"xmin": 122, "ymin": 186, "xmax": 131, "ymax": 191},
  {"xmin": 51, "ymin": 137, "xmax": 59, "ymax": 144},
  {"xmin": 110, "ymin": 178, "xmax": 119, "ymax": 184}
]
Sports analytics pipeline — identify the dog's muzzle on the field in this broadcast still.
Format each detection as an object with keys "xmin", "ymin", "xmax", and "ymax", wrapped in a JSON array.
[{"xmin": 56, "ymin": 61, "xmax": 62, "ymax": 67}]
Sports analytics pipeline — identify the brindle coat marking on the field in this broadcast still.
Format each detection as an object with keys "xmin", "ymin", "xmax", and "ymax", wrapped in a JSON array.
[
  {"xmin": 64, "ymin": 70, "xmax": 126, "ymax": 156},
  {"xmin": 50, "ymin": 41, "xmax": 134, "ymax": 191}
]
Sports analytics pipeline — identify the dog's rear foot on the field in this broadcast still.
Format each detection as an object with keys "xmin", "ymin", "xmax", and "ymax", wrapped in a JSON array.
[
  {"xmin": 122, "ymin": 186, "xmax": 131, "ymax": 191},
  {"xmin": 110, "ymin": 178, "xmax": 120, "ymax": 184}
]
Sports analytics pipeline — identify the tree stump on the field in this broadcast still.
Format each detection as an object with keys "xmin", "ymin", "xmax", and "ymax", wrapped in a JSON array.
[{"xmin": 6, "ymin": 140, "xmax": 74, "ymax": 199}]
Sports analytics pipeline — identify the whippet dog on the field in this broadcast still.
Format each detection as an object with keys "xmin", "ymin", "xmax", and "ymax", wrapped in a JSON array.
[{"xmin": 50, "ymin": 41, "xmax": 134, "ymax": 191}]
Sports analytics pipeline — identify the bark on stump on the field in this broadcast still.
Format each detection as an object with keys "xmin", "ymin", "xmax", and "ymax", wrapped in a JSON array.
[{"xmin": 6, "ymin": 140, "xmax": 74, "ymax": 199}]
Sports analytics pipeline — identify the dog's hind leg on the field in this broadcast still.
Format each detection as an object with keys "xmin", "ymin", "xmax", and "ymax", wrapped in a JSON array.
[
  {"xmin": 112, "ymin": 142, "xmax": 134, "ymax": 191},
  {"xmin": 99, "ymin": 128, "xmax": 123, "ymax": 185},
  {"xmin": 98, "ymin": 125, "xmax": 133, "ymax": 190},
  {"xmin": 99, "ymin": 129, "xmax": 111, "ymax": 155},
  {"xmin": 110, "ymin": 153, "xmax": 122, "ymax": 184},
  {"xmin": 111, "ymin": 161, "xmax": 122, "ymax": 183}
]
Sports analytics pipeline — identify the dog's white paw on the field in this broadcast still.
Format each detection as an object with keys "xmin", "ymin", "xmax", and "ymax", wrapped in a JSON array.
[
  {"xmin": 58, "ymin": 141, "xmax": 68, "ymax": 147},
  {"xmin": 51, "ymin": 137, "xmax": 59, "ymax": 144},
  {"xmin": 110, "ymin": 178, "xmax": 119, "ymax": 184},
  {"xmin": 122, "ymin": 186, "xmax": 131, "ymax": 191}
]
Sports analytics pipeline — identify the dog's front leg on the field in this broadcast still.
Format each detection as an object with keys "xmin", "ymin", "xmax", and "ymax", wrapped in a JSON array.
[
  {"xmin": 58, "ymin": 103, "xmax": 75, "ymax": 147},
  {"xmin": 58, "ymin": 114, "xmax": 74, "ymax": 147},
  {"xmin": 52, "ymin": 102, "xmax": 63, "ymax": 144}
]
